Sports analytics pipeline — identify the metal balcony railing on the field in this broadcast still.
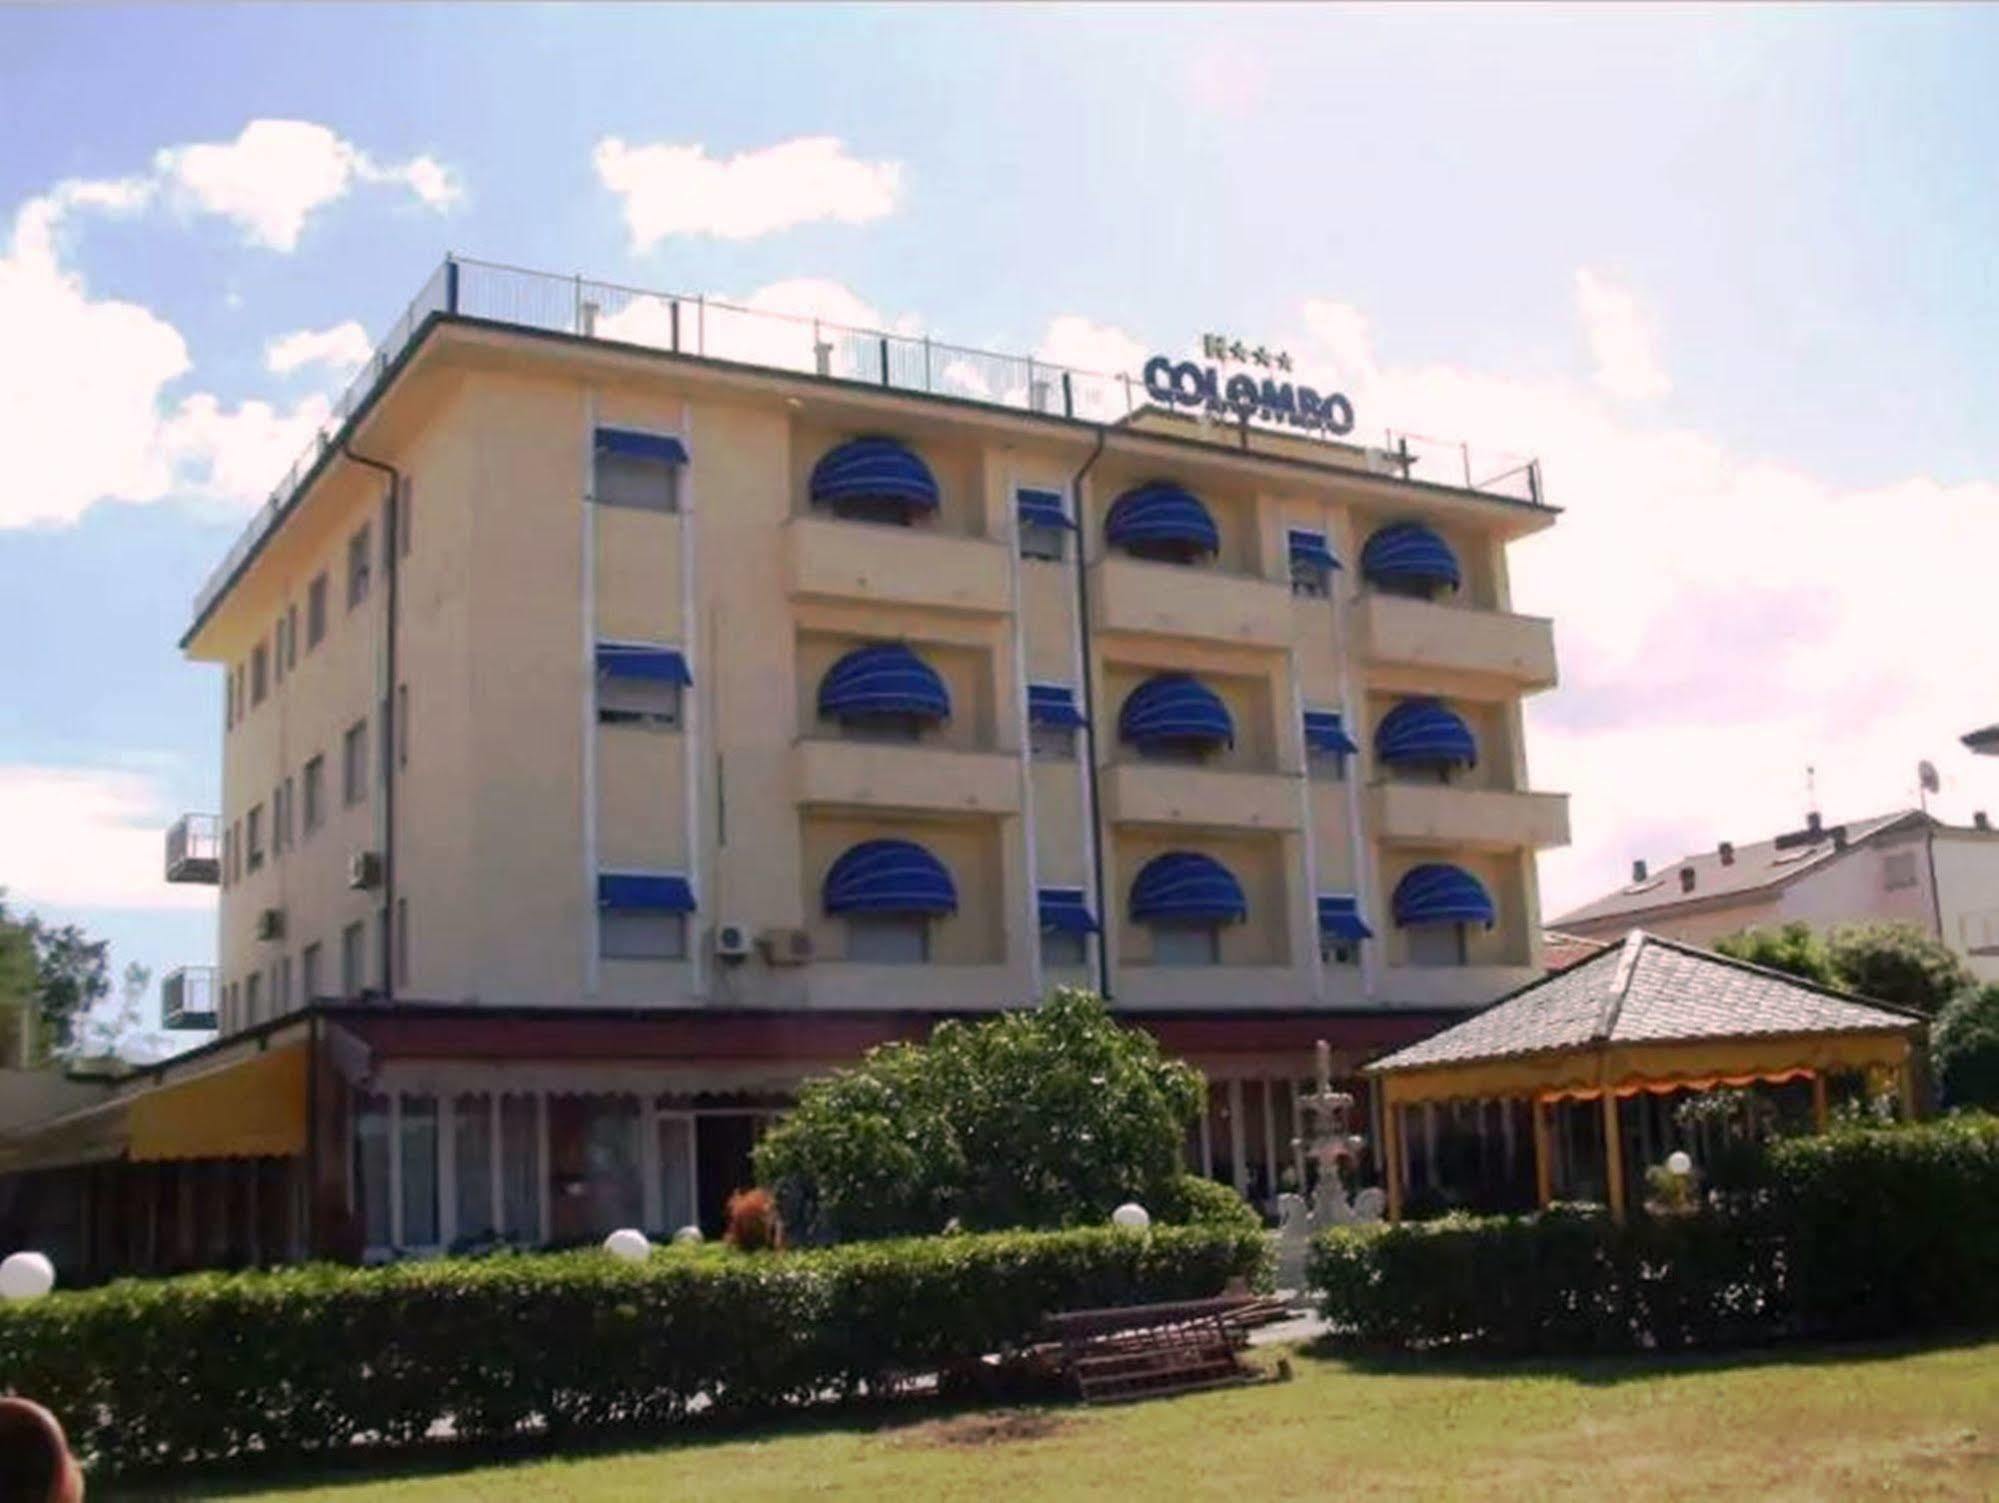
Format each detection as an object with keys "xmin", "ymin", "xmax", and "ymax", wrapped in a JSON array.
[
  {"xmin": 190, "ymin": 256, "xmax": 1544, "ymax": 628},
  {"xmin": 161, "ymin": 966, "xmax": 219, "ymax": 1031},
  {"xmin": 164, "ymin": 813, "xmax": 221, "ymax": 884}
]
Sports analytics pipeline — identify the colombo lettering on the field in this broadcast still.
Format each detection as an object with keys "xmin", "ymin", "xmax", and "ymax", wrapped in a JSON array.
[{"xmin": 1142, "ymin": 355, "xmax": 1355, "ymax": 436}]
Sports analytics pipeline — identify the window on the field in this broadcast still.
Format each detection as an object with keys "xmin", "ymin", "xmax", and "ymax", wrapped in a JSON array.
[
  {"xmin": 1042, "ymin": 928, "xmax": 1088, "ymax": 969},
  {"xmin": 354, "ymin": 1093, "xmax": 391, "ymax": 1250},
  {"xmin": 306, "ymin": 573, "xmax": 328, "ymax": 648},
  {"xmin": 1021, "ymin": 521, "xmax": 1067, "ymax": 562},
  {"xmin": 594, "ymin": 444, "xmax": 681, "ymax": 512},
  {"xmin": 1151, "ymin": 923, "xmax": 1222, "ymax": 967},
  {"xmin": 1406, "ymin": 923, "xmax": 1469, "ymax": 967},
  {"xmin": 301, "ymin": 942, "xmax": 322, "ymax": 1003},
  {"xmin": 1390, "ymin": 758, "xmax": 1456, "ymax": 787},
  {"xmin": 499, "ymin": 1093, "xmax": 541, "ymax": 1242},
  {"xmin": 245, "ymin": 804, "xmax": 264, "ymax": 872},
  {"xmin": 657, "ymin": 1114, "xmax": 696, "ymax": 1235},
  {"xmin": 454, "ymin": 1094, "xmax": 496, "ymax": 1244},
  {"xmin": 343, "ymin": 719, "xmax": 369, "ymax": 807},
  {"xmin": 225, "ymin": 671, "xmax": 236, "ymax": 730},
  {"xmin": 1320, "ymin": 936, "xmax": 1359, "ymax": 966},
  {"xmin": 400, "ymin": 1095, "xmax": 440, "ymax": 1248},
  {"xmin": 836, "ymin": 713, "xmax": 924, "ymax": 744},
  {"xmin": 395, "ymin": 897, "xmax": 409, "ymax": 986},
  {"xmin": 1137, "ymin": 736, "xmax": 1216, "ymax": 766},
  {"xmin": 244, "ymin": 971, "xmax": 262, "ymax": 1023},
  {"xmin": 347, "ymin": 524, "xmax": 372, "ymax": 610},
  {"xmin": 232, "ymin": 663, "xmax": 246, "ymax": 721},
  {"xmin": 277, "ymin": 955, "xmax": 292, "ymax": 1012},
  {"xmin": 273, "ymin": 621, "xmax": 285, "ymax": 686},
  {"xmin": 230, "ymin": 819, "xmax": 242, "ymax": 883},
  {"xmin": 598, "ymin": 676, "xmax": 682, "ymax": 729},
  {"xmin": 277, "ymin": 777, "xmax": 294, "ymax": 853},
  {"xmin": 1883, "ymin": 851, "xmax": 1919, "ymax": 891},
  {"xmin": 600, "ymin": 911, "xmax": 688, "ymax": 961},
  {"xmin": 1307, "ymin": 746, "xmax": 1348, "ymax": 782},
  {"xmin": 285, "ymin": 605, "xmax": 299, "ymax": 670},
  {"xmin": 302, "ymin": 755, "xmax": 325, "ymax": 834},
  {"xmin": 396, "ymin": 684, "xmax": 409, "ymax": 767},
  {"xmin": 341, "ymin": 920, "xmax": 365, "ymax": 997},
  {"xmin": 1290, "ymin": 556, "xmax": 1332, "ymax": 598},
  {"xmin": 1030, "ymin": 721, "xmax": 1077, "ymax": 761},
  {"xmin": 220, "ymin": 825, "xmax": 233, "ymax": 888},
  {"xmin": 845, "ymin": 913, "xmax": 929, "ymax": 964}
]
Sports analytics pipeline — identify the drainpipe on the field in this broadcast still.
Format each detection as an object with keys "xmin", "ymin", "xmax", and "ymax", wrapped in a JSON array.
[
  {"xmin": 341, "ymin": 445, "xmax": 401, "ymax": 1004},
  {"xmin": 1069, "ymin": 427, "xmax": 1112, "ymax": 998}
]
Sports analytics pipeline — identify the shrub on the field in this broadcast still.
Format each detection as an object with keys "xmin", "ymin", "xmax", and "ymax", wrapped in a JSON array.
[
  {"xmin": 755, "ymin": 988, "xmax": 1203, "ymax": 1241},
  {"xmin": 0, "ymin": 1224, "xmax": 1263, "ymax": 1478},
  {"xmin": 724, "ymin": 1188, "xmax": 782, "ymax": 1252},
  {"xmin": 1712, "ymin": 921, "xmax": 1838, "ymax": 989},
  {"xmin": 1157, "ymin": 1174, "xmax": 1263, "ymax": 1235},
  {"xmin": 1824, "ymin": 922, "xmax": 1972, "ymax": 1016},
  {"xmin": 1935, "ymin": 985, "xmax": 1999, "ymax": 1110},
  {"xmin": 1309, "ymin": 1115, "xmax": 1999, "ymax": 1354}
]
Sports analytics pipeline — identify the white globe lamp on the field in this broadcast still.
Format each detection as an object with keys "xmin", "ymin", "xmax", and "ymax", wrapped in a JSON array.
[
  {"xmin": 1111, "ymin": 1202, "xmax": 1151, "ymax": 1232},
  {"xmin": 672, "ymin": 1225, "xmax": 704, "ymax": 1246},
  {"xmin": 603, "ymin": 1228, "xmax": 651, "ymax": 1263},
  {"xmin": 0, "ymin": 1251, "xmax": 55, "ymax": 1301},
  {"xmin": 1665, "ymin": 1150, "xmax": 1694, "ymax": 1177}
]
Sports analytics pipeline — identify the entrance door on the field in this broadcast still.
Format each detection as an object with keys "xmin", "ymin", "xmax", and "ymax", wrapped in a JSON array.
[{"xmin": 694, "ymin": 1114, "xmax": 759, "ymax": 1236}]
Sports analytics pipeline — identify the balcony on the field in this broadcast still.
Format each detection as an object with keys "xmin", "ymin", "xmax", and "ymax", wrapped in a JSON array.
[
  {"xmin": 1357, "ymin": 592, "xmax": 1557, "ymax": 690},
  {"xmin": 1370, "ymin": 782, "xmax": 1571, "ymax": 852},
  {"xmin": 164, "ymin": 814, "xmax": 221, "ymax": 884},
  {"xmin": 1102, "ymin": 761, "xmax": 1299, "ymax": 833},
  {"xmin": 1090, "ymin": 556, "xmax": 1293, "ymax": 648},
  {"xmin": 783, "ymin": 515, "xmax": 1010, "ymax": 616},
  {"xmin": 791, "ymin": 737, "xmax": 1021, "ymax": 816},
  {"xmin": 161, "ymin": 967, "xmax": 219, "ymax": 1031}
]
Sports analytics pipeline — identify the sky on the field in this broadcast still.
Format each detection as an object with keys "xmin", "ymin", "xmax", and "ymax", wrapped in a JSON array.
[{"xmin": 4, "ymin": 3, "xmax": 1998, "ymax": 1037}]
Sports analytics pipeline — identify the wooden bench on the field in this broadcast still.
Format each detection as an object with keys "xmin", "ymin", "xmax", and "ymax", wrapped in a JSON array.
[{"xmin": 1045, "ymin": 1296, "xmax": 1266, "ymax": 1405}]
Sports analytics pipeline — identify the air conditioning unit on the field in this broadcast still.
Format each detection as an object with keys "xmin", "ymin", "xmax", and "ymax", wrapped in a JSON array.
[
  {"xmin": 713, "ymin": 922, "xmax": 753, "ymax": 961},
  {"xmin": 347, "ymin": 850, "xmax": 383, "ymax": 891},
  {"xmin": 255, "ymin": 908, "xmax": 286, "ymax": 942},
  {"xmin": 760, "ymin": 927, "xmax": 815, "ymax": 967}
]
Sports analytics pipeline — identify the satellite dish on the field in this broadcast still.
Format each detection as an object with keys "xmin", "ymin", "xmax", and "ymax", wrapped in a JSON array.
[{"xmin": 1919, "ymin": 760, "xmax": 1941, "ymax": 795}]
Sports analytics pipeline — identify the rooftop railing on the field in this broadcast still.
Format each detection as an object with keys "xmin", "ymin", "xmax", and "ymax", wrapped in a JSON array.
[{"xmin": 191, "ymin": 255, "xmax": 1543, "ymax": 626}]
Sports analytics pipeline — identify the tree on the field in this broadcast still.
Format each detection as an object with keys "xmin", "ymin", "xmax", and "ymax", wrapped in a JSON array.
[
  {"xmin": 1825, "ymin": 923, "xmax": 1974, "ymax": 1017},
  {"xmin": 754, "ymin": 988, "xmax": 1204, "ymax": 1242},
  {"xmin": 0, "ymin": 891, "xmax": 112, "ymax": 1056},
  {"xmin": 1934, "ymin": 985, "xmax": 1999, "ymax": 1111},
  {"xmin": 1713, "ymin": 922, "xmax": 1838, "ymax": 989}
]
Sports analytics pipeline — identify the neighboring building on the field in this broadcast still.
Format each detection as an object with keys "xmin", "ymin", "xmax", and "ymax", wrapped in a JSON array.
[
  {"xmin": 0, "ymin": 256, "xmax": 1569, "ymax": 1273},
  {"xmin": 1554, "ymin": 808, "xmax": 1999, "ymax": 982},
  {"xmin": 1540, "ymin": 929, "xmax": 1610, "ymax": 973}
]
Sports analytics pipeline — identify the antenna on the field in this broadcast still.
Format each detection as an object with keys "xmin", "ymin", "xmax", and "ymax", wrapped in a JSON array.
[
  {"xmin": 1918, "ymin": 758, "xmax": 1940, "ymax": 813},
  {"xmin": 1805, "ymin": 764, "xmax": 1818, "ymax": 820}
]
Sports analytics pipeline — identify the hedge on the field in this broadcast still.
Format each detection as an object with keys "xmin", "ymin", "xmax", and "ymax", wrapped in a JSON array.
[
  {"xmin": 1310, "ymin": 1114, "xmax": 1999, "ymax": 1354},
  {"xmin": 0, "ymin": 1224, "xmax": 1266, "ymax": 1477}
]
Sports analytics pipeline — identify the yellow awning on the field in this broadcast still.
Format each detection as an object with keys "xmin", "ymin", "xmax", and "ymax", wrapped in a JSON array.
[{"xmin": 128, "ymin": 1044, "xmax": 308, "ymax": 1161}]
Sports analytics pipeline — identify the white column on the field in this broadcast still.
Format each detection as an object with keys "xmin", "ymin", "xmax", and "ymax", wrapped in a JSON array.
[
  {"xmin": 1002, "ymin": 466, "xmax": 1041, "ymax": 1002},
  {"xmin": 1229, "ymin": 1078, "xmax": 1249, "ymax": 1194},
  {"xmin": 581, "ymin": 391, "xmax": 601, "ymax": 997},
  {"xmin": 1260, "ymin": 1078, "xmax": 1278, "ymax": 1206}
]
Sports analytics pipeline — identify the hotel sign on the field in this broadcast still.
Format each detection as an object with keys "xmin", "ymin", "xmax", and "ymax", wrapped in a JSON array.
[{"xmin": 1142, "ymin": 331, "xmax": 1355, "ymax": 436}]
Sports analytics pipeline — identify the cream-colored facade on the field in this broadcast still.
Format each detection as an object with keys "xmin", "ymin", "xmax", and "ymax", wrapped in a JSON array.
[{"xmin": 184, "ymin": 322, "xmax": 1565, "ymax": 1034}]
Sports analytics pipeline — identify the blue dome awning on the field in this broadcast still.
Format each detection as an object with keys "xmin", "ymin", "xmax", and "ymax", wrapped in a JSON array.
[
  {"xmin": 1017, "ymin": 487, "xmax": 1073, "ymax": 530},
  {"xmin": 1392, "ymin": 864, "xmax": 1496, "ymax": 928},
  {"xmin": 1104, "ymin": 481, "xmax": 1219, "ymax": 557},
  {"xmin": 596, "ymin": 642, "xmax": 692, "ymax": 685},
  {"xmin": 597, "ymin": 872, "xmax": 696, "ymax": 912},
  {"xmin": 1287, "ymin": 528, "xmax": 1341, "ymax": 571},
  {"xmin": 1361, "ymin": 521, "xmax": 1461, "ymax": 593},
  {"xmin": 1129, "ymin": 851, "xmax": 1247, "ymax": 925},
  {"xmin": 817, "ymin": 643, "xmax": 951, "ymax": 724},
  {"xmin": 595, "ymin": 428, "xmax": 688, "ymax": 465},
  {"xmin": 809, "ymin": 437, "xmax": 940, "ymax": 515},
  {"xmin": 1119, "ymin": 674, "xmax": 1233, "ymax": 750},
  {"xmin": 1376, "ymin": 697, "xmax": 1477, "ymax": 768},
  {"xmin": 1027, "ymin": 683, "xmax": 1086, "ymax": 728},
  {"xmin": 1302, "ymin": 709, "xmax": 1359, "ymax": 756},
  {"xmin": 1038, "ymin": 888, "xmax": 1100, "ymax": 934},
  {"xmin": 823, "ymin": 839, "xmax": 958, "ymax": 916},
  {"xmin": 1317, "ymin": 894, "xmax": 1375, "ymax": 942}
]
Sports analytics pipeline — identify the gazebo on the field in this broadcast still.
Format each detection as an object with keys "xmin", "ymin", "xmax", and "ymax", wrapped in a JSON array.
[{"xmin": 1366, "ymin": 930, "xmax": 1925, "ymax": 1222}]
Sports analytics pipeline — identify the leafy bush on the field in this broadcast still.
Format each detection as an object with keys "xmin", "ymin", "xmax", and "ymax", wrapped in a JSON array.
[
  {"xmin": 1309, "ymin": 1115, "xmax": 1999, "ymax": 1354},
  {"xmin": 755, "ymin": 989, "xmax": 1203, "ymax": 1241},
  {"xmin": 1156, "ymin": 1174, "xmax": 1264, "ymax": 1235},
  {"xmin": 1712, "ymin": 921, "xmax": 1838, "ymax": 989},
  {"xmin": 1714, "ymin": 919, "xmax": 1968, "ymax": 1016},
  {"xmin": 0, "ymin": 1224, "xmax": 1264, "ymax": 1478},
  {"xmin": 1935, "ymin": 985, "xmax": 1999, "ymax": 1110}
]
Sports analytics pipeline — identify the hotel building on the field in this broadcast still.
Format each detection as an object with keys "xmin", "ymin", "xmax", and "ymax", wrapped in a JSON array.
[{"xmin": 0, "ymin": 259, "xmax": 1568, "ymax": 1271}]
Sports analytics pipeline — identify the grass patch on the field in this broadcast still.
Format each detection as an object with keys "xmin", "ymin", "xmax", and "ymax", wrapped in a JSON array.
[{"xmin": 107, "ymin": 1337, "xmax": 1999, "ymax": 1502}]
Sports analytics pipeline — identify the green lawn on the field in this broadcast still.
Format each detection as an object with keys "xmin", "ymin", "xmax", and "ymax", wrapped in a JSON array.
[{"xmin": 113, "ymin": 1338, "xmax": 1999, "ymax": 1502}]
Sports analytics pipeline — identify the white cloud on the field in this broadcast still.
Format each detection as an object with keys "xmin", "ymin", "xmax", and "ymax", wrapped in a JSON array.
[
  {"xmin": 156, "ymin": 391, "xmax": 334, "ymax": 507},
  {"xmin": 593, "ymin": 136, "xmax": 901, "ymax": 250},
  {"xmin": 265, "ymin": 320, "xmax": 371, "ymax": 377},
  {"xmin": 1575, "ymin": 268, "xmax": 1670, "ymax": 402},
  {"xmin": 156, "ymin": 119, "xmax": 462, "ymax": 252},
  {"xmin": 0, "ymin": 766, "xmax": 212, "ymax": 912}
]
